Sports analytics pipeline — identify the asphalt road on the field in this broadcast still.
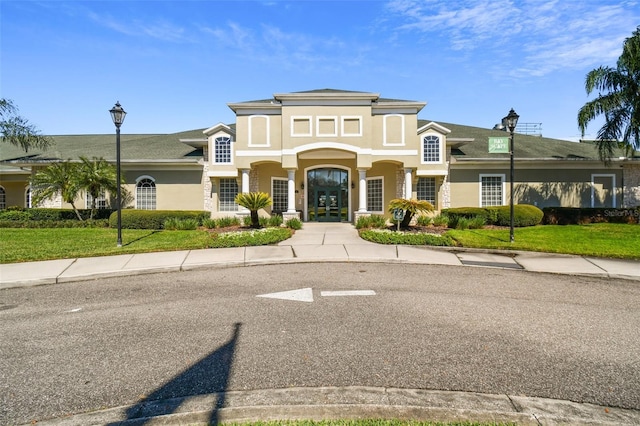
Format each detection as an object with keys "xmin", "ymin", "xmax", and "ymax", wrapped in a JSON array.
[{"xmin": 1, "ymin": 262, "xmax": 639, "ymax": 425}]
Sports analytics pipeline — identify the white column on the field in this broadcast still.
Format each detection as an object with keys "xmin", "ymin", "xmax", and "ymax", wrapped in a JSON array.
[
  {"xmin": 358, "ymin": 169, "xmax": 367, "ymax": 212},
  {"xmin": 404, "ymin": 168, "xmax": 413, "ymax": 199},
  {"xmin": 239, "ymin": 169, "xmax": 250, "ymax": 212},
  {"xmin": 287, "ymin": 169, "xmax": 296, "ymax": 213}
]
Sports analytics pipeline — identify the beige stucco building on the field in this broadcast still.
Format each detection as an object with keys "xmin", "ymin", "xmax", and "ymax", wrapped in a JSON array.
[{"xmin": 1, "ymin": 89, "xmax": 639, "ymax": 220}]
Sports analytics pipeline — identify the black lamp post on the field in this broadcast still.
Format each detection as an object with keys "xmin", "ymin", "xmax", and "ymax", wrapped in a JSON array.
[
  {"xmin": 110, "ymin": 101, "xmax": 126, "ymax": 247},
  {"xmin": 504, "ymin": 108, "xmax": 519, "ymax": 243}
]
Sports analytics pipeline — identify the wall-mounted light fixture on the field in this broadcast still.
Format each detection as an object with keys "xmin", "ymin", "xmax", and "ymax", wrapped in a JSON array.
[
  {"xmin": 300, "ymin": 182, "xmax": 304, "ymax": 190},
  {"xmin": 351, "ymin": 181, "xmax": 355, "ymax": 189}
]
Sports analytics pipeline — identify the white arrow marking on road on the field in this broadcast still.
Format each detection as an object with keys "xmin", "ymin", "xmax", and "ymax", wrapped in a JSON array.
[
  {"xmin": 257, "ymin": 287, "xmax": 314, "ymax": 302},
  {"xmin": 321, "ymin": 290, "xmax": 376, "ymax": 297}
]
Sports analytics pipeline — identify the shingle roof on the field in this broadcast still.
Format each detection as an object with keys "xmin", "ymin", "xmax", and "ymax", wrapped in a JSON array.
[
  {"xmin": 0, "ymin": 129, "xmax": 207, "ymax": 164},
  {"xmin": 420, "ymin": 119, "xmax": 636, "ymax": 161}
]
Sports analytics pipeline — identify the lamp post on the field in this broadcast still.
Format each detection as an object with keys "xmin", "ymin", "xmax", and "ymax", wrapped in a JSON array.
[
  {"xmin": 109, "ymin": 102, "xmax": 126, "ymax": 247},
  {"xmin": 503, "ymin": 108, "xmax": 519, "ymax": 243}
]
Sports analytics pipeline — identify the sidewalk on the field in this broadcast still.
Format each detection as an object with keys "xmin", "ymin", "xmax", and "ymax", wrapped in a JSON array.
[{"xmin": 1, "ymin": 223, "xmax": 639, "ymax": 289}]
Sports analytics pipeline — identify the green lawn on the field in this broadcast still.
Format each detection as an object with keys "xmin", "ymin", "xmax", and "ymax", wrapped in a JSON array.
[
  {"xmin": 1, "ymin": 223, "xmax": 638, "ymax": 264},
  {"xmin": 446, "ymin": 223, "xmax": 640, "ymax": 259}
]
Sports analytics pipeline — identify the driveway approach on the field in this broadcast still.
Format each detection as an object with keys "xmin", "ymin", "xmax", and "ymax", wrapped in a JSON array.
[{"xmin": 2, "ymin": 261, "xmax": 640, "ymax": 425}]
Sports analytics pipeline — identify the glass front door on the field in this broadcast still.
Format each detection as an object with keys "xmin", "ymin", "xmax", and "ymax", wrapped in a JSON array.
[
  {"xmin": 314, "ymin": 186, "xmax": 342, "ymax": 222},
  {"xmin": 307, "ymin": 168, "xmax": 349, "ymax": 222}
]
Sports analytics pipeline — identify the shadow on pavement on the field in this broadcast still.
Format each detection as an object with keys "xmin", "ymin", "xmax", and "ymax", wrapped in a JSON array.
[{"xmin": 109, "ymin": 322, "xmax": 242, "ymax": 425}]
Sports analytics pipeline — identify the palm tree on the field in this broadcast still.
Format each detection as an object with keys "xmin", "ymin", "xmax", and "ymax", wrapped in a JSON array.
[
  {"xmin": 578, "ymin": 26, "xmax": 640, "ymax": 163},
  {"xmin": 1, "ymin": 99, "xmax": 53, "ymax": 152},
  {"xmin": 30, "ymin": 161, "xmax": 83, "ymax": 220},
  {"xmin": 388, "ymin": 198, "xmax": 434, "ymax": 229},
  {"xmin": 235, "ymin": 192, "xmax": 272, "ymax": 228},
  {"xmin": 77, "ymin": 156, "xmax": 118, "ymax": 219}
]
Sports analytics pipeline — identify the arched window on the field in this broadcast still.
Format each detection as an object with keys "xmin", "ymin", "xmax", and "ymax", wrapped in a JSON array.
[
  {"xmin": 136, "ymin": 177, "xmax": 156, "ymax": 210},
  {"xmin": 25, "ymin": 187, "xmax": 31, "ymax": 208},
  {"xmin": 0, "ymin": 186, "xmax": 6, "ymax": 210},
  {"xmin": 422, "ymin": 135, "xmax": 441, "ymax": 163}
]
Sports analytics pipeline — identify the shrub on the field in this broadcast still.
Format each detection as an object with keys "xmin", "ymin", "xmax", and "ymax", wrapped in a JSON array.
[
  {"xmin": 0, "ymin": 219, "xmax": 109, "ymax": 228},
  {"xmin": 202, "ymin": 218, "xmax": 217, "ymax": 229},
  {"xmin": 0, "ymin": 210, "xmax": 33, "ymax": 221},
  {"xmin": 388, "ymin": 198, "xmax": 434, "ymax": 228},
  {"xmin": 242, "ymin": 215, "xmax": 253, "ymax": 227},
  {"xmin": 359, "ymin": 229, "xmax": 455, "ymax": 246},
  {"xmin": 415, "ymin": 215, "xmax": 432, "ymax": 226},
  {"xmin": 164, "ymin": 218, "xmax": 199, "ymax": 230},
  {"xmin": 492, "ymin": 204, "xmax": 543, "ymax": 227},
  {"xmin": 356, "ymin": 214, "xmax": 387, "ymax": 229},
  {"xmin": 217, "ymin": 216, "xmax": 241, "ymax": 228},
  {"xmin": 443, "ymin": 207, "xmax": 493, "ymax": 223},
  {"xmin": 267, "ymin": 215, "xmax": 283, "ymax": 227},
  {"xmin": 209, "ymin": 227, "xmax": 292, "ymax": 248},
  {"xmin": 449, "ymin": 216, "xmax": 470, "ymax": 230},
  {"xmin": 109, "ymin": 210, "xmax": 208, "ymax": 229},
  {"xmin": 432, "ymin": 214, "xmax": 449, "ymax": 227},
  {"xmin": 467, "ymin": 216, "xmax": 486, "ymax": 229},
  {"xmin": 542, "ymin": 207, "xmax": 640, "ymax": 225},
  {"xmin": 285, "ymin": 217, "xmax": 302, "ymax": 230}
]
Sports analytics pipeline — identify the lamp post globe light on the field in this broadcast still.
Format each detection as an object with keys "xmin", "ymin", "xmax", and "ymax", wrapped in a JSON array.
[
  {"xmin": 504, "ymin": 108, "xmax": 519, "ymax": 243},
  {"xmin": 109, "ymin": 101, "xmax": 126, "ymax": 247}
]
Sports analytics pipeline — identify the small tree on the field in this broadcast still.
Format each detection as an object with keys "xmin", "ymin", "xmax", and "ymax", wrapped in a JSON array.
[
  {"xmin": 30, "ymin": 161, "xmax": 83, "ymax": 220},
  {"xmin": 388, "ymin": 198, "xmax": 434, "ymax": 229},
  {"xmin": 235, "ymin": 192, "xmax": 272, "ymax": 228}
]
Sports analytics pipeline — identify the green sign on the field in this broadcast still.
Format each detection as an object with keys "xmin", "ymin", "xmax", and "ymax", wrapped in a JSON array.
[
  {"xmin": 393, "ymin": 208, "xmax": 405, "ymax": 221},
  {"xmin": 488, "ymin": 137, "xmax": 509, "ymax": 153}
]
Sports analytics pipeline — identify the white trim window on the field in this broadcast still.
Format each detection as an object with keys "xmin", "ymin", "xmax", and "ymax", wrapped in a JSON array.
[
  {"xmin": 0, "ymin": 186, "xmax": 5, "ymax": 210},
  {"xmin": 367, "ymin": 177, "xmax": 384, "ymax": 213},
  {"xmin": 271, "ymin": 177, "xmax": 288, "ymax": 213},
  {"xmin": 422, "ymin": 135, "xmax": 441, "ymax": 163},
  {"xmin": 86, "ymin": 190, "xmax": 107, "ymax": 210},
  {"xmin": 25, "ymin": 187, "xmax": 31, "ymax": 208},
  {"xmin": 480, "ymin": 174, "xmax": 505, "ymax": 207},
  {"xmin": 136, "ymin": 176, "xmax": 156, "ymax": 210},
  {"xmin": 214, "ymin": 136, "xmax": 233, "ymax": 164},
  {"xmin": 417, "ymin": 177, "xmax": 436, "ymax": 207},
  {"xmin": 219, "ymin": 178, "xmax": 239, "ymax": 212}
]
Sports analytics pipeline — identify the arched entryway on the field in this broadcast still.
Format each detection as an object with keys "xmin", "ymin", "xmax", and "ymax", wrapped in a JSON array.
[{"xmin": 305, "ymin": 167, "xmax": 350, "ymax": 222}]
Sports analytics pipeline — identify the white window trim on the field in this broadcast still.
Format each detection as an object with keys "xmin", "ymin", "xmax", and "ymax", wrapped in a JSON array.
[
  {"xmin": 25, "ymin": 186, "xmax": 31, "ymax": 208},
  {"xmin": 248, "ymin": 115, "xmax": 270, "ymax": 147},
  {"xmin": 213, "ymin": 135, "xmax": 234, "ymax": 165},
  {"xmin": 291, "ymin": 116, "xmax": 313, "ymax": 137},
  {"xmin": 421, "ymin": 133, "xmax": 443, "ymax": 164},
  {"xmin": 341, "ymin": 116, "xmax": 362, "ymax": 137},
  {"xmin": 0, "ymin": 186, "xmax": 6, "ymax": 210},
  {"xmin": 479, "ymin": 174, "xmax": 505, "ymax": 207},
  {"xmin": 591, "ymin": 174, "xmax": 616, "ymax": 208},
  {"xmin": 135, "ymin": 175, "xmax": 157, "ymax": 210},
  {"xmin": 383, "ymin": 114, "xmax": 405, "ymax": 146},
  {"xmin": 316, "ymin": 116, "xmax": 338, "ymax": 137},
  {"xmin": 271, "ymin": 177, "xmax": 288, "ymax": 212},
  {"xmin": 366, "ymin": 176, "xmax": 384, "ymax": 213},
  {"xmin": 85, "ymin": 189, "xmax": 107, "ymax": 209},
  {"xmin": 218, "ymin": 177, "xmax": 239, "ymax": 212}
]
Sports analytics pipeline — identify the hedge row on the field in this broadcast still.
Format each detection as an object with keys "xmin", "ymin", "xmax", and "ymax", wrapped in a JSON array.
[
  {"xmin": 542, "ymin": 207, "xmax": 640, "ymax": 225},
  {"xmin": 108, "ymin": 210, "xmax": 209, "ymax": 229},
  {"xmin": 0, "ymin": 207, "xmax": 114, "ymax": 221},
  {"xmin": 443, "ymin": 204, "xmax": 544, "ymax": 227},
  {"xmin": 0, "ymin": 219, "xmax": 110, "ymax": 228}
]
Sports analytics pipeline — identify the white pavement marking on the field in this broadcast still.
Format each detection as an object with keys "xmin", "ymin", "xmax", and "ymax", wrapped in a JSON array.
[
  {"xmin": 257, "ymin": 287, "xmax": 314, "ymax": 302},
  {"xmin": 321, "ymin": 290, "xmax": 376, "ymax": 297}
]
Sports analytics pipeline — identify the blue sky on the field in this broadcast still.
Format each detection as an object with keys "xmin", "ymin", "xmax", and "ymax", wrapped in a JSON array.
[{"xmin": 2, "ymin": 0, "xmax": 639, "ymax": 141}]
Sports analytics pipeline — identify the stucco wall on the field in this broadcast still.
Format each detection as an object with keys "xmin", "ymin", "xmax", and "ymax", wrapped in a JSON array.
[{"xmin": 125, "ymin": 169, "xmax": 204, "ymax": 211}]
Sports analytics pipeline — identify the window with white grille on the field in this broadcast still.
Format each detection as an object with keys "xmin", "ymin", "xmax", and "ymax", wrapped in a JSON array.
[
  {"xmin": 367, "ymin": 177, "xmax": 383, "ymax": 212},
  {"xmin": 136, "ymin": 178, "xmax": 156, "ymax": 210},
  {"xmin": 0, "ymin": 187, "xmax": 5, "ymax": 210},
  {"xmin": 214, "ymin": 136, "xmax": 232, "ymax": 164},
  {"xmin": 423, "ymin": 135, "xmax": 440, "ymax": 163},
  {"xmin": 219, "ymin": 178, "xmax": 238, "ymax": 212},
  {"xmin": 271, "ymin": 178, "xmax": 288, "ymax": 212},
  {"xmin": 86, "ymin": 190, "xmax": 107, "ymax": 209},
  {"xmin": 417, "ymin": 177, "xmax": 436, "ymax": 207},
  {"xmin": 481, "ymin": 175, "xmax": 504, "ymax": 207}
]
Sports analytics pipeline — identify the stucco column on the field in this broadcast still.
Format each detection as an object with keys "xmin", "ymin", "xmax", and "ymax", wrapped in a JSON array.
[
  {"xmin": 287, "ymin": 169, "xmax": 296, "ymax": 213},
  {"xmin": 239, "ymin": 169, "xmax": 250, "ymax": 213},
  {"xmin": 404, "ymin": 168, "xmax": 413, "ymax": 199},
  {"xmin": 358, "ymin": 169, "xmax": 367, "ymax": 212}
]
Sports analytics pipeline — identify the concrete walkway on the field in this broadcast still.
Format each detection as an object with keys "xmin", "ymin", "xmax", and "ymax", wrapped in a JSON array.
[{"xmin": 1, "ymin": 223, "xmax": 638, "ymax": 289}]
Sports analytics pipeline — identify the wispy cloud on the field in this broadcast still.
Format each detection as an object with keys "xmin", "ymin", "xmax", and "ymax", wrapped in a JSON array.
[
  {"xmin": 385, "ymin": 0, "xmax": 640, "ymax": 77},
  {"xmin": 88, "ymin": 11, "xmax": 189, "ymax": 43}
]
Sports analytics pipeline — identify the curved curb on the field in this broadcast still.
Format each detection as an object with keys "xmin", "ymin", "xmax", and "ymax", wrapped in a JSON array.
[{"xmin": 25, "ymin": 386, "xmax": 640, "ymax": 426}]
